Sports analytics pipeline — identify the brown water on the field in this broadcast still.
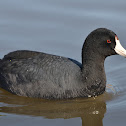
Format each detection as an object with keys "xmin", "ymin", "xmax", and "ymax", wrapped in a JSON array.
[{"xmin": 0, "ymin": 0, "xmax": 126, "ymax": 126}]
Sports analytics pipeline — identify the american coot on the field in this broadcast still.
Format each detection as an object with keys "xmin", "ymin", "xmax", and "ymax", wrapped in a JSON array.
[{"xmin": 0, "ymin": 28, "xmax": 126, "ymax": 99}]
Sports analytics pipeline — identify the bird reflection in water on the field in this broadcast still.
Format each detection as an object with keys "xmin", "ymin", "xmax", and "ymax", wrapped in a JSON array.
[{"xmin": 0, "ymin": 88, "xmax": 112, "ymax": 126}]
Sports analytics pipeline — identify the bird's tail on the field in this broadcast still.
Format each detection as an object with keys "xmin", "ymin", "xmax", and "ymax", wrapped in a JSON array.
[{"xmin": 0, "ymin": 59, "xmax": 2, "ymax": 87}]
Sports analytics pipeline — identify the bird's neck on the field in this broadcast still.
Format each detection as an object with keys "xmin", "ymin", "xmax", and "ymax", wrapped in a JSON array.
[
  {"xmin": 81, "ymin": 50, "xmax": 106, "ymax": 96},
  {"xmin": 82, "ymin": 52, "xmax": 105, "ymax": 69}
]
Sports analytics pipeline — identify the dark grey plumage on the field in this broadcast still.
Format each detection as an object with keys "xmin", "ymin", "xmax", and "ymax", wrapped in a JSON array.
[{"xmin": 0, "ymin": 28, "xmax": 118, "ymax": 99}]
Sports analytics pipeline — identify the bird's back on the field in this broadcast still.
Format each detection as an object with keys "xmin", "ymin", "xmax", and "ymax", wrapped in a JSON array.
[{"xmin": 0, "ymin": 51, "xmax": 83, "ymax": 99}]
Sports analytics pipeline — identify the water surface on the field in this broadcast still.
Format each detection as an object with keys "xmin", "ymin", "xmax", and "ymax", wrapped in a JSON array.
[{"xmin": 0, "ymin": 0, "xmax": 126, "ymax": 126}]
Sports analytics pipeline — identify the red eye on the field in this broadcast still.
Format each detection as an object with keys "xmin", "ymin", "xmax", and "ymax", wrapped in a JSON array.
[{"xmin": 107, "ymin": 40, "xmax": 111, "ymax": 43}]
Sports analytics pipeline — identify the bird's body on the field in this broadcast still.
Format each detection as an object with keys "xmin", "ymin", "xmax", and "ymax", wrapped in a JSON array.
[
  {"xmin": 0, "ymin": 50, "xmax": 105, "ymax": 99},
  {"xmin": 0, "ymin": 28, "xmax": 126, "ymax": 99}
]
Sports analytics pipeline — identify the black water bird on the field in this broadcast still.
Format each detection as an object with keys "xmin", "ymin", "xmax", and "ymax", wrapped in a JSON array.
[{"xmin": 0, "ymin": 28, "xmax": 126, "ymax": 99}]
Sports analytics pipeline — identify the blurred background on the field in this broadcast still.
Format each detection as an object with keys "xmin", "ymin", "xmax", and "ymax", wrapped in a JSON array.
[{"xmin": 0, "ymin": 0, "xmax": 126, "ymax": 126}]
